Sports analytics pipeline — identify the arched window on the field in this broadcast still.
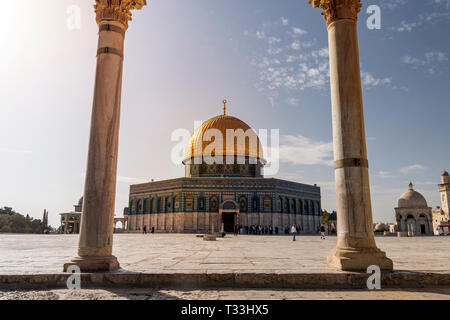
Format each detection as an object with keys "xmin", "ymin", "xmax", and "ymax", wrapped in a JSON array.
[
  {"xmin": 158, "ymin": 198, "xmax": 164, "ymax": 213},
  {"xmin": 174, "ymin": 195, "xmax": 180, "ymax": 211},
  {"xmin": 166, "ymin": 197, "xmax": 173, "ymax": 212},
  {"xmin": 198, "ymin": 197, "xmax": 206, "ymax": 211},
  {"xmin": 284, "ymin": 198, "xmax": 289, "ymax": 213},
  {"xmin": 185, "ymin": 195, "xmax": 194, "ymax": 211},
  {"xmin": 148, "ymin": 198, "xmax": 153, "ymax": 214},
  {"xmin": 209, "ymin": 196, "xmax": 219, "ymax": 212},
  {"xmin": 305, "ymin": 200, "xmax": 310, "ymax": 215},
  {"xmin": 137, "ymin": 199, "xmax": 143, "ymax": 213},
  {"xmin": 152, "ymin": 197, "xmax": 157, "ymax": 213},
  {"xmin": 251, "ymin": 196, "xmax": 259, "ymax": 212},
  {"xmin": 299, "ymin": 199, "xmax": 303, "ymax": 215},
  {"xmin": 311, "ymin": 201, "xmax": 316, "ymax": 216},
  {"xmin": 144, "ymin": 198, "xmax": 150, "ymax": 214},
  {"xmin": 277, "ymin": 196, "xmax": 282, "ymax": 212},
  {"xmin": 239, "ymin": 196, "xmax": 248, "ymax": 212},
  {"xmin": 264, "ymin": 196, "xmax": 272, "ymax": 211},
  {"xmin": 291, "ymin": 199, "xmax": 296, "ymax": 214}
]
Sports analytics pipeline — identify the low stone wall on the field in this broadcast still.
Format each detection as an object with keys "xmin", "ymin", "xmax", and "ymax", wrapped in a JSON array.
[{"xmin": 1, "ymin": 272, "xmax": 450, "ymax": 290}]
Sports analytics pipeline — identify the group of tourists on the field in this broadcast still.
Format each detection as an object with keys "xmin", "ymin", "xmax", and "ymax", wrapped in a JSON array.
[
  {"xmin": 141, "ymin": 225, "xmax": 154, "ymax": 234},
  {"xmin": 233, "ymin": 224, "xmax": 327, "ymax": 240}
]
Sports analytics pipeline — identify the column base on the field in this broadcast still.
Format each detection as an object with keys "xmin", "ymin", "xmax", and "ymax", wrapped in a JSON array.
[
  {"xmin": 63, "ymin": 255, "xmax": 120, "ymax": 272},
  {"xmin": 327, "ymin": 247, "xmax": 393, "ymax": 271}
]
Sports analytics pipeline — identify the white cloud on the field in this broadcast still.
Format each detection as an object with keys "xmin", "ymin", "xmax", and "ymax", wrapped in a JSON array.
[
  {"xmin": 278, "ymin": 134, "xmax": 333, "ymax": 166},
  {"xmin": 361, "ymin": 71, "xmax": 392, "ymax": 89},
  {"xmin": 292, "ymin": 27, "xmax": 307, "ymax": 36},
  {"xmin": 291, "ymin": 40, "xmax": 301, "ymax": 50},
  {"xmin": 287, "ymin": 97, "xmax": 299, "ymax": 106},
  {"xmin": 402, "ymin": 51, "xmax": 448, "ymax": 75},
  {"xmin": 256, "ymin": 31, "xmax": 266, "ymax": 39},
  {"xmin": 400, "ymin": 164, "xmax": 426, "ymax": 174},
  {"xmin": 395, "ymin": 21, "xmax": 419, "ymax": 32},
  {"xmin": 281, "ymin": 17, "xmax": 289, "ymax": 26}
]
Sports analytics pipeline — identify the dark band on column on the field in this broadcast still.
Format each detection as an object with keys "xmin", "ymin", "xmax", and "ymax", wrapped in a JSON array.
[
  {"xmin": 334, "ymin": 158, "xmax": 369, "ymax": 170},
  {"xmin": 97, "ymin": 47, "xmax": 124, "ymax": 58},
  {"xmin": 99, "ymin": 24, "xmax": 126, "ymax": 37}
]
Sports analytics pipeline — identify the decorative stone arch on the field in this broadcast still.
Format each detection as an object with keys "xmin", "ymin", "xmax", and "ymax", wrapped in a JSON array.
[
  {"xmin": 291, "ymin": 198, "xmax": 296, "ymax": 214},
  {"xmin": 417, "ymin": 213, "xmax": 431, "ymax": 235},
  {"xmin": 136, "ymin": 199, "xmax": 143, "ymax": 214},
  {"xmin": 406, "ymin": 214, "xmax": 417, "ymax": 235},
  {"xmin": 284, "ymin": 197, "xmax": 289, "ymax": 213},
  {"xmin": 276, "ymin": 196, "xmax": 282, "ymax": 213},
  {"xmin": 143, "ymin": 198, "xmax": 150, "ymax": 214},
  {"xmin": 113, "ymin": 217, "xmax": 128, "ymax": 231}
]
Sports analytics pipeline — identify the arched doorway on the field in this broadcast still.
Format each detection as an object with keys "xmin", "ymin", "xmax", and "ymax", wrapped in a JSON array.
[
  {"xmin": 406, "ymin": 215, "xmax": 416, "ymax": 235},
  {"xmin": 219, "ymin": 200, "xmax": 239, "ymax": 232}
]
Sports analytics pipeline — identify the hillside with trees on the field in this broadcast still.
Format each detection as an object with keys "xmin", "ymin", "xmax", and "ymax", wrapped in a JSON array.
[{"xmin": 0, "ymin": 207, "xmax": 48, "ymax": 233}]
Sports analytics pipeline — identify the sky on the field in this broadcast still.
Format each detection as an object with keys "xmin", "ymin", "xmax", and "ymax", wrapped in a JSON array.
[{"xmin": 1, "ymin": 0, "xmax": 449, "ymax": 228}]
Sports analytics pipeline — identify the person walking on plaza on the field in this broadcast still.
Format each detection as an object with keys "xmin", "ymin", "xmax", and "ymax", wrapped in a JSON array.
[
  {"xmin": 143, "ymin": 225, "xmax": 147, "ymax": 235},
  {"xmin": 291, "ymin": 224, "xmax": 297, "ymax": 241},
  {"xmin": 320, "ymin": 225, "xmax": 326, "ymax": 239}
]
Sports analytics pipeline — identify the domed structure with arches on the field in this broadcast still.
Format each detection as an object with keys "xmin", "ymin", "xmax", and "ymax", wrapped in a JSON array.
[
  {"xmin": 394, "ymin": 182, "xmax": 433, "ymax": 236},
  {"xmin": 125, "ymin": 103, "xmax": 322, "ymax": 234}
]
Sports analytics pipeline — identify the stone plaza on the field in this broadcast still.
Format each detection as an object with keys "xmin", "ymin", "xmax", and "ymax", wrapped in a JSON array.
[{"xmin": 1, "ymin": 234, "xmax": 448, "ymax": 275}]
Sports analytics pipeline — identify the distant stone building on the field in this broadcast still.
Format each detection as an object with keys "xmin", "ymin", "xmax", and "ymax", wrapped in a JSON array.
[
  {"xmin": 59, "ymin": 197, "xmax": 82, "ymax": 234},
  {"xmin": 394, "ymin": 182, "xmax": 433, "ymax": 236},
  {"xmin": 432, "ymin": 171, "xmax": 450, "ymax": 235}
]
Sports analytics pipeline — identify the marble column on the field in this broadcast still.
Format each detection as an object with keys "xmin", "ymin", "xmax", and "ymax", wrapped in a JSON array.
[
  {"xmin": 309, "ymin": 0, "xmax": 393, "ymax": 271},
  {"xmin": 64, "ymin": 0, "xmax": 146, "ymax": 272}
]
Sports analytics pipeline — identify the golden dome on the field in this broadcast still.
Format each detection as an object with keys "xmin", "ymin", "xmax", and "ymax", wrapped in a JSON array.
[{"xmin": 184, "ymin": 113, "xmax": 264, "ymax": 163}]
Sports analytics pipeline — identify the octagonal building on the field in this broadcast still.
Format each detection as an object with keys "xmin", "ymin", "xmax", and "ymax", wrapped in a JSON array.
[{"xmin": 125, "ymin": 107, "xmax": 322, "ymax": 234}]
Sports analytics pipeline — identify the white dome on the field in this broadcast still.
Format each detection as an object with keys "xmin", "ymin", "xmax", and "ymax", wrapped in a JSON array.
[{"xmin": 397, "ymin": 183, "xmax": 428, "ymax": 208}]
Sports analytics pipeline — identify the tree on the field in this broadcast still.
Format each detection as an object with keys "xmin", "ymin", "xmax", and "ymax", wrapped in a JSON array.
[
  {"xmin": 0, "ymin": 207, "xmax": 46, "ymax": 234},
  {"xmin": 322, "ymin": 210, "xmax": 330, "ymax": 225}
]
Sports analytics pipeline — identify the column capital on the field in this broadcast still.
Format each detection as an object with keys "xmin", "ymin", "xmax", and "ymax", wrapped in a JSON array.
[
  {"xmin": 309, "ymin": 0, "xmax": 362, "ymax": 27},
  {"xmin": 94, "ymin": 0, "xmax": 147, "ymax": 30}
]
